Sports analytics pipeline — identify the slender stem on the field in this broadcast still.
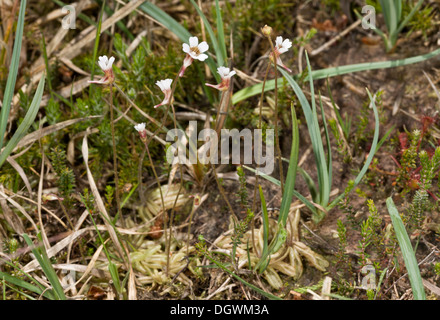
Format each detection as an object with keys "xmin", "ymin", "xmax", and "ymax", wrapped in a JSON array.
[
  {"xmin": 109, "ymin": 83, "xmax": 122, "ymax": 225},
  {"xmin": 266, "ymin": 36, "xmax": 284, "ymax": 193},
  {"xmin": 211, "ymin": 162, "xmax": 238, "ymax": 221},
  {"xmin": 165, "ymin": 102, "xmax": 185, "ymax": 275},
  {"xmin": 142, "ymin": 139, "xmax": 166, "ymax": 245},
  {"xmin": 251, "ymin": 62, "xmax": 271, "ymax": 257}
]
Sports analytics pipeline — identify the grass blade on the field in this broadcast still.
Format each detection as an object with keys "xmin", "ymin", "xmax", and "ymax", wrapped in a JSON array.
[
  {"xmin": 232, "ymin": 47, "xmax": 440, "ymax": 105},
  {"xmin": 189, "ymin": 0, "xmax": 225, "ymax": 69},
  {"xmin": 89, "ymin": 0, "xmax": 106, "ymax": 95},
  {"xmin": 386, "ymin": 197, "xmax": 426, "ymax": 300},
  {"xmin": 277, "ymin": 104, "xmax": 300, "ymax": 227},
  {"xmin": 0, "ymin": 0, "xmax": 27, "ymax": 150},
  {"xmin": 0, "ymin": 271, "xmax": 54, "ymax": 299},
  {"xmin": 256, "ymin": 104, "xmax": 300, "ymax": 269},
  {"xmin": 0, "ymin": 75, "xmax": 46, "ymax": 168},
  {"xmin": 257, "ymin": 185, "xmax": 270, "ymax": 273},
  {"xmin": 243, "ymin": 165, "xmax": 318, "ymax": 216},
  {"xmin": 215, "ymin": 0, "xmax": 227, "ymax": 62},
  {"xmin": 280, "ymin": 60, "xmax": 329, "ymax": 207},
  {"xmin": 328, "ymin": 90, "xmax": 380, "ymax": 209},
  {"xmin": 22, "ymin": 234, "xmax": 66, "ymax": 300},
  {"xmin": 140, "ymin": 1, "xmax": 219, "ymax": 82}
]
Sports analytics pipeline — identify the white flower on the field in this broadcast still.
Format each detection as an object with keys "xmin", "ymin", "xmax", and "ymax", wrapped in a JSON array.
[
  {"xmin": 154, "ymin": 79, "xmax": 173, "ymax": 108},
  {"xmin": 217, "ymin": 66, "xmax": 236, "ymax": 79},
  {"xmin": 270, "ymin": 36, "xmax": 292, "ymax": 73},
  {"xmin": 156, "ymin": 79, "xmax": 172, "ymax": 92},
  {"xmin": 134, "ymin": 123, "xmax": 147, "ymax": 142},
  {"xmin": 275, "ymin": 37, "xmax": 292, "ymax": 54},
  {"xmin": 134, "ymin": 123, "xmax": 146, "ymax": 132},
  {"xmin": 88, "ymin": 55, "xmax": 116, "ymax": 84},
  {"xmin": 182, "ymin": 37, "xmax": 209, "ymax": 61},
  {"xmin": 179, "ymin": 36, "xmax": 209, "ymax": 77},
  {"xmin": 206, "ymin": 66, "xmax": 236, "ymax": 91},
  {"xmin": 98, "ymin": 55, "xmax": 115, "ymax": 71}
]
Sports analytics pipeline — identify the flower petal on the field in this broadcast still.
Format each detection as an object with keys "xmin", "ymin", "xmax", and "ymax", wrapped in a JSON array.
[
  {"xmin": 197, "ymin": 41, "xmax": 209, "ymax": 53},
  {"xmin": 189, "ymin": 36, "xmax": 199, "ymax": 48},
  {"xmin": 182, "ymin": 43, "xmax": 190, "ymax": 54},
  {"xmin": 107, "ymin": 56, "xmax": 115, "ymax": 69},
  {"xmin": 196, "ymin": 53, "xmax": 209, "ymax": 61},
  {"xmin": 275, "ymin": 36, "xmax": 283, "ymax": 48}
]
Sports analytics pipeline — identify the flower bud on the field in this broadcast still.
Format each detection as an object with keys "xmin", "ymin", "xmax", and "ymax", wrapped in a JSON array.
[{"xmin": 262, "ymin": 25, "xmax": 273, "ymax": 37}]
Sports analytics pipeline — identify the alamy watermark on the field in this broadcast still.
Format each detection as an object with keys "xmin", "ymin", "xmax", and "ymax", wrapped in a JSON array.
[
  {"xmin": 62, "ymin": 5, "xmax": 76, "ymax": 30},
  {"xmin": 361, "ymin": 264, "xmax": 377, "ymax": 290},
  {"xmin": 166, "ymin": 121, "xmax": 275, "ymax": 175},
  {"xmin": 362, "ymin": 5, "xmax": 377, "ymax": 30}
]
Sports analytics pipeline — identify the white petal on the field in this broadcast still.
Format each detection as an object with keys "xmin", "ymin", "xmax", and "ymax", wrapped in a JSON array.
[
  {"xmin": 217, "ymin": 66, "xmax": 229, "ymax": 77},
  {"xmin": 189, "ymin": 36, "xmax": 199, "ymax": 48},
  {"xmin": 188, "ymin": 51, "xmax": 199, "ymax": 60},
  {"xmin": 197, "ymin": 41, "xmax": 209, "ymax": 53},
  {"xmin": 156, "ymin": 80, "xmax": 166, "ymax": 91},
  {"xmin": 99, "ymin": 56, "xmax": 108, "ymax": 64},
  {"xmin": 228, "ymin": 70, "xmax": 236, "ymax": 77},
  {"xmin": 182, "ymin": 43, "xmax": 190, "ymax": 54},
  {"xmin": 134, "ymin": 123, "xmax": 146, "ymax": 132},
  {"xmin": 283, "ymin": 38, "xmax": 292, "ymax": 49},
  {"xmin": 164, "ymin": 78, "xmax": 173, "ymax": 89},
  {"xmin": 107, "ymin": 56, "xmax": 115, "ymax": 68},
  {"xmin": 275, "ymin": 36, "xmax": 283, "ymax": 48},
  {"xmin": 196, "ymin": 53, "xmax": 209, "ymax": 61}
]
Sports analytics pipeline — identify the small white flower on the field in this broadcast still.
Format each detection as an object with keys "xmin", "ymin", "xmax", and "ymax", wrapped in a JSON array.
[
  {"xmin": 275, "ymin": 36, "xmax": 292, "ymax": 54},
  {"xmin": 206, "ymin": 66, "xmax": 236, "ymax": 91},
  {"xmin": 134, "ymin": 123, "xmax": 147, "ymax": 142},
  {"xmin": 270, "ymin": 36, "xmax": 292, "ymax": 73},
  {"xmin": 217, "ymin": 67, "xmax": 236, "ymax": 79},
  {"xmin": 155, "ymin": 79, "xmax": 173, "ymax": 92},
  {"xmin": 98, "ymin": 55, "xmax": 115, "ymax": 71},
  {"xmin": 182, "ymin": 37, "xmax": 209, "ymax": 61},
  {"xmin": 88, "ymin": 55, "xmax": 116, "ymax": 85},
  {"xmin": 134, "ymin": 123, "xmax": 146, "ymax": 132},
  {"xmin": 154, "ymin": 79, "xmax": 173, "ymax": 108},
  {"xmin": 179, "ymin": 36, "xmax": 209, "ymax": 77}
]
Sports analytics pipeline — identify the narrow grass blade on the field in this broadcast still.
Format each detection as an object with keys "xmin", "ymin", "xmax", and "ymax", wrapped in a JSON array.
[
  {"xmin": 0, "ymin": 271, "xmax": 55, "ymax": 300},
  {"xmin": 0, "ymin": 75, "xmax": 46, "ymax": 168},
  {"xmin": 328, "ymin": 90, "xmax": 380, "ymax": 209},
  {"xmin": 89, "ymin": 0, "xmax": 106, "ymax": 95},
  {"xmin": 395, "ymin": 0, "xmax": 424, "ymax": 36},
  {"xmin": 280, "ymin": 59, "xmax": 329, "ymax": 208},
  {"xmin": 232, "ymin": 47, "xmax": 440, "ymax": 105},
  {"xmin": 140, "ymin": 2, "xmax": 219, "ymax": 82},
  {"xmin": 243, "ymin": 165, "xmax": 318, "ymax": 216},
  {"xmin": 299, "ymin": 167, "xmax": 318, "ymax": 202},
  {"xmin": 215, "ymin": 0, "xmax": 227, "ymax": 62},
  {"xmin": 22, "ymin": 234, "xmax": 66, "ymax": 300},
  {"xmin": 257, "ymin": 185, "xmax": 270, "ymax": 273},
  {"xmin": 386, "ymin": 197, "xmax": 426, "ymax": 300},
  {"xmin": 319, "ymin": 92, "xmax": 332, "ymax": 199},
  {"xmin": 0, "ymin": 0, "xmax": 27, "ymax": 150},
  {"xmin": 376, "ymin": 125, "xmax": 395, "ymax": 153},
  {"xmin": 190, "ymin": 0, "xmax": 224, "ymax": 67},
  {"xmin": 256, "ymin": 105, "xmax": 300, "ymax": 270},
  {"xmin": 277, "ymin": 105, "xmax": 300, "ymax": 227}
]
